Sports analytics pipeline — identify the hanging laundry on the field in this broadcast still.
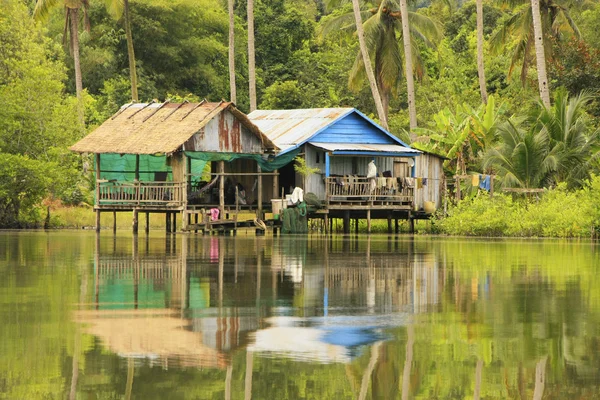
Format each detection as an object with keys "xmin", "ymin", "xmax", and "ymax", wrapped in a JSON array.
[
  {"xmin": 210, "ymin": 208, "xmax": 220, "ymax": 221},
  {"xmin": 480, "ymin": 175, "xmax": 491, "ymax": 191},
  {"xmin": 422, "ymin": 178, "xmax": 428, "ymax": 186},
  {"xmin": 405, "ymin": 177, "xmax": 414, "ymax": 188},
  {"xmin": 416, "ymin": 177, "xmax": 423, "ymax": 189},
  {"xmin": 472, "ymin": 174, "xmax": 480, "ymax": 186}
]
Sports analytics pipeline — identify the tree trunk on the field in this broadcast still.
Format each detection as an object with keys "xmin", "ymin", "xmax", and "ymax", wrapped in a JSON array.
[
  {"xmin": 399, "ymin": 0, "xmax": 417, "ymax": 138},
  {"xmin": 228, "ymin": 0, "xmax": 237, "ymax": 104},
  {"xmin": 248, "ymin": 0, "xmax": 256, "ymax": 111},
  {"xmin": 531, "ymin": 0, "xmax": 551, "ymax": 108},
  {"xmin": 351, "ymin": 0, "xmax": 388, "ymax": 130},
  {"xmin": 476, "ymin": 0, "xmax": 488, "ymax": 104},
  {"xmin": 124, "ymin": 0, "xmax": 138, "ymax": 102},
  {"xmin": 69, "ymin": 7, "xmax": 84, "ymax": 122}
]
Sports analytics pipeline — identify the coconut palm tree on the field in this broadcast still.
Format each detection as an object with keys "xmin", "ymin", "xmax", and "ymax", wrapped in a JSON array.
[
  {"xmin": 531, "ymin": 0, "xmax": 550, "ymax": 107},
  {"xmin": 34, "ymin": 0, "xmax": 90, "ymax": 103},
  {"xmin": 483, "ymin": 117, "xmax": 557, "ymax": 188},
  {"xmin": 489, "ymin": 0, "xmax": 580, "ymax": 102},
  {"xmin": 536, "ymin": 89, "xmax": 600, "ymax": 187},
  {"xmin": 105, "ymin": 0, "xmax": 138, "ymax": 102},
  {"xmin": 398, "ymin": 0, "xmax": 417, "ymax": 132},
  {"xmin": 228, "ymin": 0, "xmax": 236, "ymax": 104},
  {"xmin": 476, "ymin": 0, "xmax": 488, "ymax": 104},
  {"xmin": 323, "ymin": 0, "xmax": 442, "ymax": 128},
  {"xmin": 248, "ymin": 0, "xmax": 256, "ymax": 111},
  {"xmin": 352, "ymin": 0, "xmax": 388, "ymax": 129}
]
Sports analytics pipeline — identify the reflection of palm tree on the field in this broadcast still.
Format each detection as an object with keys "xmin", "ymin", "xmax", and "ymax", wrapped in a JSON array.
[
  {"xmin": 401, "ymin": 325, "xmax": 413, "ymax": 400},
  {"xmin": 359, "ymin": 341, "xmax": 382, "ymax": 400},
  {"xmin": 532, "ymin": 356, "xmax": 547, "ymax": 400}
]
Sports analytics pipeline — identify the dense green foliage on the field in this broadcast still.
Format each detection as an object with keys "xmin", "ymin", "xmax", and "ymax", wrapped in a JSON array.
[
  {"xmin": 1, "ymin": 0, "xmax": 599, "ymax": 229},
  {"xmin": 436, "ymin": 176, "xmax": 600, "ymax": 237}
]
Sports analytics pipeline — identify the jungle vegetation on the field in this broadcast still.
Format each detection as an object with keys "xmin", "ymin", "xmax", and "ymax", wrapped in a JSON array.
[{"xmin": 1, "ymin": 0, "xmax": 599, "ymax": 232}]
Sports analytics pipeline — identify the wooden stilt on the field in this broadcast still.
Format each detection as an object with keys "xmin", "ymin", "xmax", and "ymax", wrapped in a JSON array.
[
  {"xmin": 166, "ymin": 212, "xmax": 171, "ymax": 233},
  {"xmin": 132, "ymin": 209, "xmax": 138, "ymax": 234},
  {"xmin": 395, "ymin": 218, "xmax": 399, "ymax": 234},
  {"xmin": 324, "ymin": 214, "xmax": 329, "ymax": 235},
  {"xmin": 95, "ymin": 210, "xmax": 101, "ymax": 232},
  {"xmin": 409, "ymin": 213, "xmax": 415, "ymax": 234},
  {"xmin": 343, "ymin": 211, "xmax": 350, "ymax": 234},
  {"xmin": 219, "ymin": 161, "xmax": 225, "ymax": 217},
  {"xmin": 113, "ymin": 211, "xmax": 117, "ymax": 233},
  {"xmin": 145, "ymin": 212, "xmax": 150, "ymax": 233},
  {"xmin": 172, "ymin": 212, "xmax": 177, "ymax": 232},
  {"xmin": 194, "ymin": 213, "xmax": 199, "ymax": 234},
  {"xmin": 355, "ymin": 218, "xmax": 359, "ymax": 234},
  {"xmin": 367, "ymin": 209, "xmax": 371, "ymax": 234},
  {"xmin": 257, "ymin": 164, "xmax": 263, "ymax": 219},
  {"xmin": 387, "ymin": 213, "xmax": 392, "ymax": 234}
]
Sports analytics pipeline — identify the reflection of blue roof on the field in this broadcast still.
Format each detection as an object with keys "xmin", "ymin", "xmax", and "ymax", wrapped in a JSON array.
[{"xmin": 320, "ymin": 326, "xmax": 382, "ymax": 349}]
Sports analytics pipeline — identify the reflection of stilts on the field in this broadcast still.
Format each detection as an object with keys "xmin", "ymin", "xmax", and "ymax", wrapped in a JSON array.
[
  {"xmin": 401, "ymin": 325, "xmax": 414, "ymax": 400},
  {"xmin": 359, "ymin": 342, "xmax": 382, "ymax": 400},
  {"xmin": 225, "ymin": 364, "xmax": 233, "ymax": 400}
]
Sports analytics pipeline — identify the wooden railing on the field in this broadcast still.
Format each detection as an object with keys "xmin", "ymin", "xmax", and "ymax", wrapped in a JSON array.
[
  {"xmin": 325, "ymin": 177, "xmax": 413, "ymax": 205},
  {"xmin": 97, "ymin": 180, "xmax": 185, "ymax": 207}
]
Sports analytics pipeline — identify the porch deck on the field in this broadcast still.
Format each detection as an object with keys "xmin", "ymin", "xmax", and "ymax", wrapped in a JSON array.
[{"xmin": 325, "ymin": 177, "xmax": 413, "ymax": 210}]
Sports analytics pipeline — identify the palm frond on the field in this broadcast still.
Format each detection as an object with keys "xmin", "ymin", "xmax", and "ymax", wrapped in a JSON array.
[{"xmin": 33, "ymin": 0, "xmax": 61, "ymax": 20}]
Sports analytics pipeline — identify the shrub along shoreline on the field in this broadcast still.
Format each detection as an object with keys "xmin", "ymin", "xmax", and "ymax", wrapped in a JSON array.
[{"xmin": 433, "ymin": 176, "xmax": 600, "ymax": 238}]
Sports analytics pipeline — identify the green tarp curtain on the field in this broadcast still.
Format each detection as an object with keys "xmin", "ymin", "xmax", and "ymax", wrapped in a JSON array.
[
  {"xmin": 184, "ymin": 148, "xmax": 300, "ymax": 172},
  {"xmin": 95, "ymin": 149, "xmax": 300, "ymax": 182},
  {"xmin": 96, "ymin": 153, "xmax": 206, "ymax": 182}
]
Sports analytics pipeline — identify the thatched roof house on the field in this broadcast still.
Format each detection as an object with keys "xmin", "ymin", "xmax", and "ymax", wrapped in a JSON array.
[{"xmin": 70, "ymin": 101, "xmax": 276, "ymax": 155}]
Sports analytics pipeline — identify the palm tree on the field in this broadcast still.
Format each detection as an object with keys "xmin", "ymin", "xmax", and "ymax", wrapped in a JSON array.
[
  {"xmin": 352, "ymin": 0, "xmax": 388, "ymax": 129},
  {"xmin": 228, "ymin": 0, "xmax": 237, "ymax": 104},
  {"xmin": 34, "ymin": 0, "xmax": 90, "ymax": 103},
  {"xmin": 483, "ymin": 117, "xmax": 557, "ymax": 188},
  {"xmin": 536, "ymin": 89, "xmax": 600, "ymax": 187},
  {"xmin": 531, "ymin": 0, "xmax": 550, "ymax": 107},
  {"xmin": 476, "ymin": 0, "xmax": 488, "ymax": 104},
  {"xmin": 398, "ymin": 0, "xmax": 417, "ymax": 133},
  {"xmin": 323, "ymin": 0, "xmax": 441, "ymax": 127},
  {"xmin": 105, "ymin": 0, "xmax": 138, "ymax": 102},
  {"xmin": 489, "ymin": 0, "xmax": 580, "ymax": 96},
  {"xmin": 248, "ymin": 0, "xmax": 256, "ymax": 111}
]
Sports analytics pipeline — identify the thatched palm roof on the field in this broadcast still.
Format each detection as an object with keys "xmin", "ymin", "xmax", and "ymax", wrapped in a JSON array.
[{"xmin": 70, "ymin": 101, "xmax": 276, "ymax": 155}]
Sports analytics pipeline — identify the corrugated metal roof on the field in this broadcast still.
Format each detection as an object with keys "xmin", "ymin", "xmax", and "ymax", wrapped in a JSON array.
[
  {"xmin": 248, "ymin": 108, "xmax": 354, "ymax": 152},
  {"xmin": 309, "ymin": 142, "xmax": 420, "ymax": 154},
  {"xmin": 70, "ymin": 102, "xmax": 276, "ymax": 155}
]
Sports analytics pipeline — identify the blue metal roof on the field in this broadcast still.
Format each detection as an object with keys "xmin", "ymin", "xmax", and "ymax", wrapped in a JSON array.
[{"xmin": 248, "ymin": 108, "xmax": 415, "ymax": 155}]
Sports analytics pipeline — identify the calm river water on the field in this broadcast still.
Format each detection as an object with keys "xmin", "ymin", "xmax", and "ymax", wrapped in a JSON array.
[{"xmin": 1, "ymin": 231, "xmax": 599, "ymax": 399}]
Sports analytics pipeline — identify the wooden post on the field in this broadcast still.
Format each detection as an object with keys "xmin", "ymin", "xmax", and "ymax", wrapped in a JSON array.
[
  {"xmin": 172, "ymin": 212, "xmax": 177, "ymax": 232},
  {"xmin": 324, "ymin": 214, "xmax": 328, "ymax": 235},
  {"xmin": 395, "ymin": 218, "xmax": 399, "ymax": 234},
  {"xmin": 95, "ymin": 210, "xmax": 101, "ymax": 232},
  {"xmin": 113, "ymin": 211, "xmax": 117, "ymax": 233},
  {"xmin": 455, "ymin": 176, "xmax": 461, "ymax": 201},
  {"xmin": 387, "ymin": 213, "xmax": 392, "ymax": 234},
  {"xmin": 257, "ymin": 164, "xmax": 263, "ymax": 219},
  {"xmin": 135, "ymin": 154, "xmax": 140, "ymax": 181},
  {"xmin": 166, "ymin": 212, "xmax": 171, "ymax": 233},
  {"xmin": 408, "ymin": 212, "xmax": 415, "ymax": 234},
  {"xmin": 145, "ymin": 212, "xmax": 150, "ymax": 233},
  {"xmin": 367, "ymin": 209, "xmax": 371, "ymax": 234},
  {"xmin": 343, "ymin": 211, "xmax": 350, "ymax": 234},
  {"xmin": 95, "ymin": 154, "xmax": 101, "ymax": 232},
  {"xmin": 355, "ymin": 218, "xmax": 359, "ymax": 234},
  {"xmin": 194, "ymin": 213, "xmax": 199, "ymax": 234},
  {"xmin": 272, "ymin": 169, "xmax": 278, "ymax": 203},
  {"xmin": 219, "ymin": 161, "xmax": 225, "ymax": 218},
  {"xmin": 132, "ymin": 209, "xmax": 138, "ymax": 234}
]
